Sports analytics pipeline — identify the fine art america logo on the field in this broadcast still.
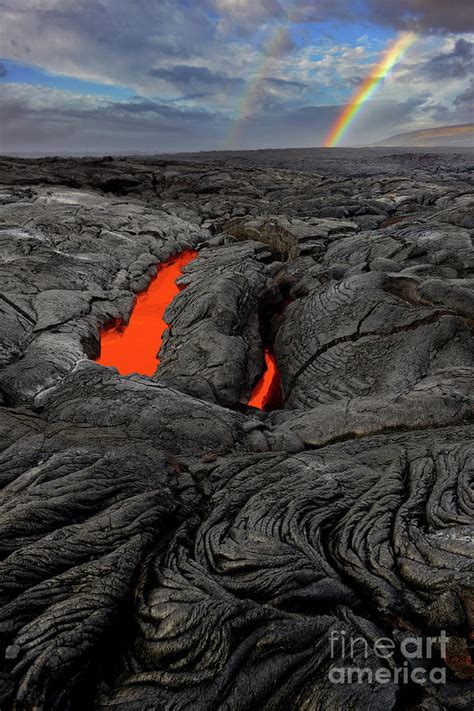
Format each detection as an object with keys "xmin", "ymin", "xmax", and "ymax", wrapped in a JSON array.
[{"xmin": 328, "ymin": 630, "xmax": 448, "ymax": 686}]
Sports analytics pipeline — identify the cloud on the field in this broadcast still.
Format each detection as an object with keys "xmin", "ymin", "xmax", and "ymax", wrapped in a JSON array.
[
  {"xmin": 168, "ymin": 92, "xmax": 216, "ymax": 103},
  {"xmin": 226, "ymin": 96, "xmax": 425, "ymax": 148},
  {"xmin": 427, "ymin": 99, "xmax": 474, "ymax": 124},
  {"xmin": 214, "ymin": 0, "xmax": 284, "ymax": 35},
  {"xmin": 454, "ymin": 78, "xmax": 474, "ymax": 106},
  {"xmin": 363, "ymin": 0, "xmax": 474, "ymax": 34},
  {"xmin": 149, "ymin": 65, "xmax": 243, "ymax": 94},
  {"xmin": 0, "ymin": 1, "xmax": 472, "ymax": 154},
  {"xmin": 236, "ymin": 0, "xmax": 474, "ymax": 33},
  {"xmin": 224, "ymin": 102, "xmax": 342, "ymax": 148},
  {"xmin": 262, "ymin": 77, "xmax": 308, "ymax": 90},
  {"xmin": 0, "ymin": 82, "xmax": 226, "ymax": 154},
  {"xmin": 214, "ymin": 0, "xmax": 282, "ymax": 21},
  {"xmin": 419, "ymin": 38, "xmax": 474, "ymax": 79},
  {"xmin": 0, "ymin": 0, "xmax": 217, "ymax": 91},
  {"xmin": 287, "ymin": 1, "xmax": 352, "ymax": 23},
  {"xmin": 264, "ymin": 27, "xmax": 295, "ymax": 56},
  {"xmin": 348, "ymin": 96, "xmax": 431, "ymax": 141},
  {"xmin": 213, "ymin": 0, "xmax": 354, "ymax": 30},
  {"xmin": 237, "ymin": 77, "xmax": 309, "ymax": 115},
  {"xmin": 0, "ymin": 76, "xmax": 471, "ymax": 155}
]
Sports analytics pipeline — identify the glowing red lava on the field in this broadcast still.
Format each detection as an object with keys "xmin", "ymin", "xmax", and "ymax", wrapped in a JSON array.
[
  {"xmin": 97, "ymin": 250, "xmax": 282, "ymax": 410},
  {"xmin": 96, "ymin": 251, "xmax": 197, "ymax": 376},
  {"xmin": 248, "ymin": 349, "xmax": 282, "ymax": 411}
]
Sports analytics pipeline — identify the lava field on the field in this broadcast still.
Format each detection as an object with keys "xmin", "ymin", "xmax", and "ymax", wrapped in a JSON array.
[{"xmin": 0, "ymin": 148, "xmax": 473, "ymax": 710}]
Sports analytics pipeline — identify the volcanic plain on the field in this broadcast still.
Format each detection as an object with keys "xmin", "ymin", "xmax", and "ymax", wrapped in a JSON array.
[{"xmin": 0, "ymin": 148, "xmax": 473, "ymax": 710}]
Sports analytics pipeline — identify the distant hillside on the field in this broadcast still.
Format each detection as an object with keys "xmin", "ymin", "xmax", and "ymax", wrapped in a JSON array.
[{"xmin": 376, "ymin": 124, "xmax": 474, "ymax": 147}]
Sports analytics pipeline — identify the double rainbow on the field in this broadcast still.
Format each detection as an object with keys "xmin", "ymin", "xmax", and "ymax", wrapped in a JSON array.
[
  {"xmin": 324, "ymin": 32, "xmax": 416, "ymax": 148},
  {"xmin": 226, "ymin": 28, "xmax": 289, "ymax": 149}
]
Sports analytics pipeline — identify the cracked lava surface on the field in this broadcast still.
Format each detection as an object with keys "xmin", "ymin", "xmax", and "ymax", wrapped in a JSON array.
[
  {"xmin": 96, "ymin": 250, "xmax": 281, "ymax": 409},
  {"xmin": 248, "ymin": 349, "xmax": 282, "ymax": 410},
  {"xmin": 96, "ymin": 251, "xmax": 197, "ymax": 376},
  {"xmin": 1, "ymin": 151, "xmax": 473, "ymax": 711}
]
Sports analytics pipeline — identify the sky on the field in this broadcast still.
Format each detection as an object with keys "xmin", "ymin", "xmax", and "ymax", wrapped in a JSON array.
[{"xmin": 0, "ymin": 0, "xmax": 473, "ymax": 154}]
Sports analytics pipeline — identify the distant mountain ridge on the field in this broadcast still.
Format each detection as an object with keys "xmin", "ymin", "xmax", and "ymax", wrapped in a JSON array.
[{"xmin": 376, "ymin": 124, "xmax": 474, "ymax": 147}]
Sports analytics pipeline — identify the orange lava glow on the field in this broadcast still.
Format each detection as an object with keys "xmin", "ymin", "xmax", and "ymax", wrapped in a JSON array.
[
  {"xmin": 97, "ymin": 250, "xmax": 283, "ymax": 410},
  {"xmin": 96, "ymin": 251, "xmax": 197, "ymax": 376},
  {"xmin": 248, "ymin": 349, "xmax": 282, "ymax": 411}
]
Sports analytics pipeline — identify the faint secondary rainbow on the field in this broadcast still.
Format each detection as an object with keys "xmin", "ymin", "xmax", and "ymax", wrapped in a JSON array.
[
  {"xmin": 226, "ymin": 28, "xmax": 288, "ymax": 149},
  {"xmin": 324, "ymin": 32, "xmax": 416, "ymax": 147}
]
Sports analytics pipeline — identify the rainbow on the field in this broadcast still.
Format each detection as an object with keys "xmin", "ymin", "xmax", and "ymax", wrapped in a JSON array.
[
  {"xmin": 226, "ymin": 28, "xmax": 288, "ymax": 149},
  {"xmin": 324, "ymin": 32, "xmax": 416, "ymax": 148}
]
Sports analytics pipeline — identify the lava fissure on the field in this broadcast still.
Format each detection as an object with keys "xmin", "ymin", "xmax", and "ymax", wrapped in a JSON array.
[
  {"xmin": 248, "ymin": 349, "xmax": 282, "ymax": 411},
  {"xmin": 247, "ymin": 291, "xmax": 290, "ymax": 411},
  {"xmin": 96, "ymin": 249, "xmax": 284, "ymax": 410},
  {"xmin": 96, "ymin": 250, "xmax": 197, "ymax": 376}
]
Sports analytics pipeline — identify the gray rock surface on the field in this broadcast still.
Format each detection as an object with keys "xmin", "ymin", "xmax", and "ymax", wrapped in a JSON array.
[
  {"xmin": 276, "ymin": 271, "xmax": 473, "ymax": 409},
  {"xmin": 0, "ymin": 151, "xmax": 472, "ymax": 710},
  {"xmin": 0, "ymin": 186, "xmax": 205, "ymax": 404},
  {"xmin": 154, "ymin": 241, "xmax": 284, "ymax": 406}
]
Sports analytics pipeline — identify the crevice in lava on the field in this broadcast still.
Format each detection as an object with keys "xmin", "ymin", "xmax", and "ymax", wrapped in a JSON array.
[
  {"xmin": 247, "ymin": 291, "xmax": 289, "ymax": 412},
  {"xmin": 95, "ymin": 250, "xmax": 197, "ymax": 376},
  {"xmin": 96, "ymin": 249, "xmax": 286, "ymax": 412},
  {"xmin": 248, "ymin": 348, "xmax": 282, "ymax": 411}
]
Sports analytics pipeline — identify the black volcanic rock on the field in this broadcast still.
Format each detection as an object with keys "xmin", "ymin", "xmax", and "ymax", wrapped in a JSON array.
[
  {"xmin": 0, "ymin": 187, "xmax": 206, "ymax": 404},
  {"xmin": 99, "ymin": 426, "xmax": 473, "ymax": 710},
  {"xmin": 0, "ymin": 152, "xmax": 472, "ymax": 710},
  {"xmin": 275, "ymin": 271, "xmax": 474, "ymax": 409},
  {"xmin": 154, "ymin": 241, "xmax": 284, "ymax": 406}
]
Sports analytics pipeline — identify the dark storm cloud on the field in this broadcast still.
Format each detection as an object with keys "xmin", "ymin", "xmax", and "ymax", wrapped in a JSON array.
[
  {"xmin": 419, "ymin": 39, "xmax": 474, "ymax": 80},
  {"xmin": 149, "ymin": 65, "xmax": 243, "ymax": 93},
  {"xmin": 213, "ymin": 0, "xmax": 353, "ymax": 26},
  {"xmin": 282, "ymin": 0, "xmax": 473, "ymax": 33},
  {"xmin": 454, "ymin": 78, "xmax": 474, "ymax": 106},
  {"xmin": 363, "ymin": 0, "xmax": 474, "ymax": 34}
]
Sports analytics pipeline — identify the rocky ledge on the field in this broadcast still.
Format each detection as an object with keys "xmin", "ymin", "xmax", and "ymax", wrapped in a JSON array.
[{"xmin": 0, "ymin": 150, "xmax": 473, "ymax": 710}]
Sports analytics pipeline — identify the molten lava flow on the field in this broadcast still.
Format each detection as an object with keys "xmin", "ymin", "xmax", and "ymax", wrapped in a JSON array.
[
  {"xmin": 96, "ymin": 250, "xmax": 197, "ymax": 376},
  {"xmin": 248, "ymin": 349, "xmax": 282, "ymax": 411},
  {"xmin": 97, "ymin": 250, "xmax": 283, "ymax": 409}
]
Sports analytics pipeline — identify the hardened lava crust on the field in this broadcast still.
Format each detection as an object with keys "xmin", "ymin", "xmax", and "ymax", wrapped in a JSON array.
[{"xmin": 0, "ymin": 149, "xmax": 473, "ymax": 710}]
